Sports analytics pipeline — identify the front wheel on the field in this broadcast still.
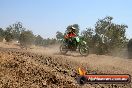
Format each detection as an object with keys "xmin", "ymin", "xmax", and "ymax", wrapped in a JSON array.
[
  {"xmin": 60, "ymin": 44, "xmax": 68, "ymax": 54},
  {"xmin": 79, "ymin": 45, "xmax": 89, "ymax": 56}
]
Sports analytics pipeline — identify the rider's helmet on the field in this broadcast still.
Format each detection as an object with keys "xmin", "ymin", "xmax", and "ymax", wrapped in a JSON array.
[{"xmin": 69, "ymin": 27, "xmax": 76, "ymax": 33}]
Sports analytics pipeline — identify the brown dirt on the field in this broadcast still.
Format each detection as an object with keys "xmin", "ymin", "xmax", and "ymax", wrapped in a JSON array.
[{"xmin": 0, "ymin": 43, "xmax": 132, "ymax": 88}]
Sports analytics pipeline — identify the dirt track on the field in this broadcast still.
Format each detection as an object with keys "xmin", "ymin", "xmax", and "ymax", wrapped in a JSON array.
[{"xmin": 0, "ymin": 43, "xmax": 132, "ymax": 88}]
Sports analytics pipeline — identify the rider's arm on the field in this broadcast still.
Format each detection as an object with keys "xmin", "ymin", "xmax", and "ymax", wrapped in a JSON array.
[{"xmin": 64, "ymin": 34, "xmax": 69, "ymax": 39}]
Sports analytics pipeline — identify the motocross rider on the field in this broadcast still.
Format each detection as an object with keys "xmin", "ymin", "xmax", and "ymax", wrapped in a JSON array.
[{"xmin": 64, "ymin": 27, "xmax": 77, "ymax": 47}]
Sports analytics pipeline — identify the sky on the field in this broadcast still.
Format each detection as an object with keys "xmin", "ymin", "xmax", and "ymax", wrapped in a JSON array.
[{"xmin": 0, "ymin": 0, "xmax": 131, "ymax": 39}]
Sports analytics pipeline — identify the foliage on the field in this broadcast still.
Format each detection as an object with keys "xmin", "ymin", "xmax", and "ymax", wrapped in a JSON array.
[
  {"xmin": 4, "ymin": 27, "xmax": 14, "ymax": 42},
  {"xmin": 19, "ymin": 30, "xmax": 35, "ymax": 47},
  {"xmin": 81, "ymin": 16, "xmax": 128, "ymax": 54},
  {"xmin": 81, "ymin": 28, "xmax": 94, "ymax": 47},
  {"xmin": 0, "ymin": 28, "xmax": 5, "ymax": 37},
  {"xmin": 0, "ymin": 22, "xmax": 58, "ymax": 47},
  {"xmin": 56, "ymin": 31, "xmax": 64, "ymax": 40},
  {"xmin": 35, "ymin": 35, "xmax": 44, "ymax": 46},
  {"xmin": 4, "ymin": 22, "xmax": 25, "ymax": 42},
  {"xmin": 127, "ymin": 39, "xmax": 132, "ymax": 59},
  {"xmin": 11, "ymin": 22, "xmax": 25, "ymax": 40},
  {"xmin": 0, "ymin": 28, "xmax": 5, "ymax": 42},
  {"xmin": 43, "ymin": 38, "xmax": 57, "ymax": 45}
]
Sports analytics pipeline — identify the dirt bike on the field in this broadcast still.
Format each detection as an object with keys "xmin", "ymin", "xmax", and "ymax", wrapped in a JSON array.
[{"xmin": 60, "ymin": 36, "xmax": 89, "ymax": 56}]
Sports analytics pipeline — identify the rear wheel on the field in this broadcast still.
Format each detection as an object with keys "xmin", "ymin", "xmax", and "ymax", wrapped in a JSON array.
[
  {"xmin": 60, "ymin": 44, "xmax": 68, "ymax": 54},
  {"xmin": 79, "ymin": 45, "xmax": 89, "ymax": 56}
]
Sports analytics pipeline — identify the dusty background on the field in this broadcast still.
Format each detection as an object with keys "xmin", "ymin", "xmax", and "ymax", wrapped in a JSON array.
[{"xmin": 0, "ymin": 42, "xmax": 132, "ymax": 88}]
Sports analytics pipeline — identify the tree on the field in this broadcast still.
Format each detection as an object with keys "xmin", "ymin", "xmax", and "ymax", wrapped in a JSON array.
[
  {"xmin": 4, "ymin": 22, "xmax": 25, "ymax": 42},
  {"xmin": 19, "ymin": 30, "xmax": 35, "ymax": 47},
  {"xmin": 0, "ymin": 28, "xmax": 5, "ymax": 42},
  {"xmin": 10, "ymin": 22, "xmax": 25, "ymax": 40},
  {"xmin": 35, "ymin": 35, "xmax": 44, "ymax": 46},
  {"xmin": 95, "ymin": 16, "xmax": 127, "ymax": 49},
  {"xmin": 0, "ymin": 28, "xmax": 5, "ymax": 37},
  {"xmin": 127, "ymin": 39, "xmax": 132, "ymax": 59},
  {"xmin": 81, "ymin": 16, "xmax": 128, "ymax": 55},
  {"xmin": 81, "ymin": 28, "xmax": 94, "ymax": 41},
  {"xmin": 81, "ymin": 28, "xmax": 94, "ymax": 48},
  {"xmin": 4, "ymin": 27, "xmax": 14, "ymax": 42},
  {"xmin": 56, "ymin": 31, "xmax": 64, "ymax": 40},
  {"xmin": 94, "ymin": 16, "xmax": 128, "ymax": 54}
]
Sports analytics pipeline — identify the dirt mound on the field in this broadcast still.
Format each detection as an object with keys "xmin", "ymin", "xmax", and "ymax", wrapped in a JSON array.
[
  {"xmin": 0, "ymin": 43, "xmax": 132, "ymax": 88},
  {"xmin": 0, "ymin": 48, "xmax": 79, "ymax": 88}
]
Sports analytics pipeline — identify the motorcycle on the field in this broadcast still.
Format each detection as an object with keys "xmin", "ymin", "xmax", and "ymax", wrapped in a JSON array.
[{"xmin": 60, "ymin": 36, "xmax": 89, "ymax": 56}]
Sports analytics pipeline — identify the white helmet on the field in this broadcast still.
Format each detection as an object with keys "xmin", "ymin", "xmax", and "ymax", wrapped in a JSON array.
[{"xmin": 71, "ymin": 27, "xmax": 76, "ymax": 29}]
